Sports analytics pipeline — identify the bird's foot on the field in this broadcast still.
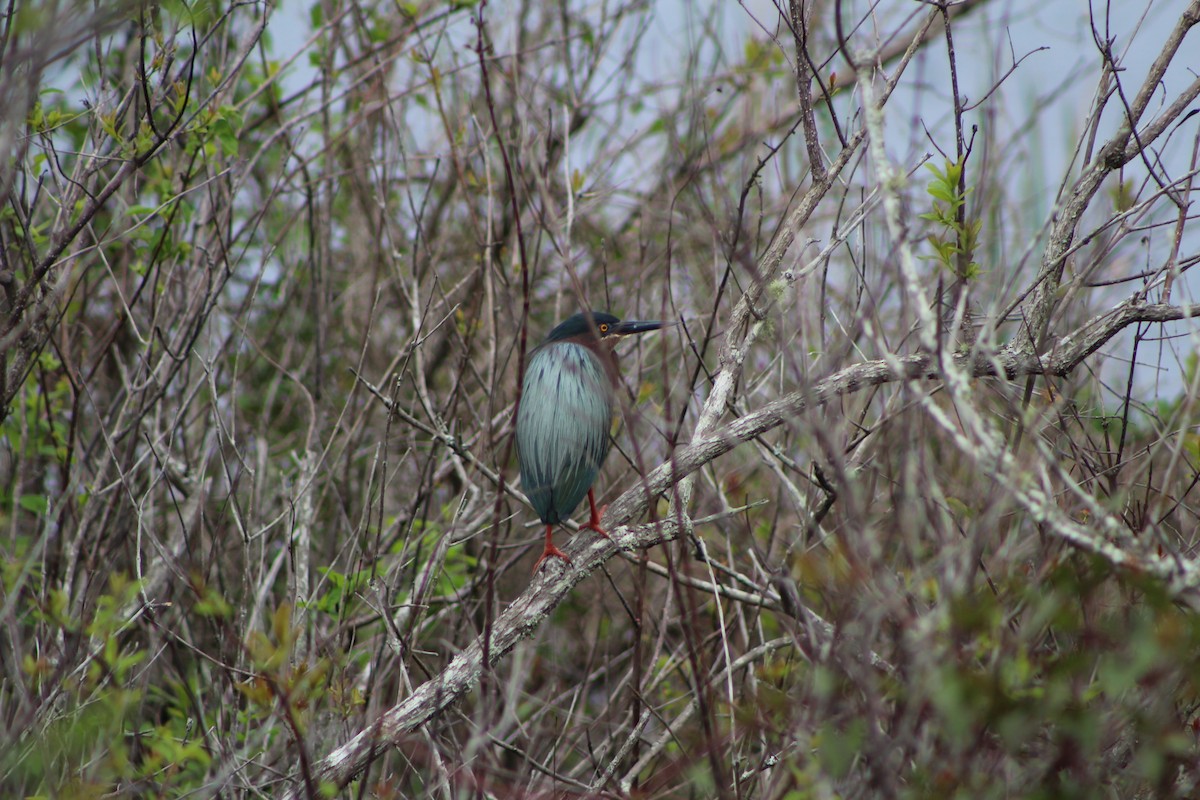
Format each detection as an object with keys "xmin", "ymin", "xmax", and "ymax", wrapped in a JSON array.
[
  {"xmin": 532, "ymin": 541, "xmax": 572, "ymax": 573},
  {"xmin": 583, "ymin": 490, "xmax": 611, "ymax": 539},
  {"xmin": 581, "ymin": 514, "xmax": 610, "ymax": 540}
]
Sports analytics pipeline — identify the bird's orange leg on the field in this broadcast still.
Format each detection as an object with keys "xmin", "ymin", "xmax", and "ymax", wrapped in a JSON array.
[
  {"xmin": 532, "ymin": 524, "xmax": 572, "ymax": 573},
  {"xmin": 581, "ymin": 489, "xmax": 610, "ymax": 539}
]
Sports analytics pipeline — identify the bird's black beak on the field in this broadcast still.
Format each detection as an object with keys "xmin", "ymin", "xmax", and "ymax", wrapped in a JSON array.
[{"xmin": 612, "ymin": 319, "xmax": 671, "ymax": 337}]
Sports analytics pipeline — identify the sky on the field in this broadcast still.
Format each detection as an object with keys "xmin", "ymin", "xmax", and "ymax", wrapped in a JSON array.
[{"xmin": 263, "ymin": 0, "xmax": 1198, "ymax": 397}]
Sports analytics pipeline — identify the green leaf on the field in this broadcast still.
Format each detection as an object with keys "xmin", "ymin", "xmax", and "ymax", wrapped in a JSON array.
[
  {"xmin": 817, "ymin": 718, "xmax": 866, "ymax": 777},
  {"xmin": 18, "ymin": 494, "xmax": 49, "ymax": 514},
  {"xmin": 212, "ymin": 117, "xmax": 238, "ymax": 157},
  {"xmin": 928, "ymin": 183, "xmax": 957, "ymax": 203}
]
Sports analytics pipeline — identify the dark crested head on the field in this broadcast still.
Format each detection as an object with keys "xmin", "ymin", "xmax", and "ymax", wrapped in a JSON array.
[
  {"xmin": 543, "ymin": 311, "xmax": 669, "ymax": 344},
  {"xmin": 544, "ymin": 311, "xmax": 620, "ymax": 343}
]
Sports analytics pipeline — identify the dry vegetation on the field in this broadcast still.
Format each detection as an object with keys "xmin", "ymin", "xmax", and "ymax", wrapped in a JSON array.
[{"xmin": 3, "ymin": 0, "xmax": 1200, "ymax": 797}]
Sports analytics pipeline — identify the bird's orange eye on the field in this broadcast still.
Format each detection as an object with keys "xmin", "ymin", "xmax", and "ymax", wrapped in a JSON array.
[{"xmin": 599, "ymin": 324, "xmax": 609, "ymax": 333}]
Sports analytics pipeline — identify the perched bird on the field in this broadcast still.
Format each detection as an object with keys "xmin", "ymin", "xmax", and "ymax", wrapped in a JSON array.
[{"xmin": 516, "ymin": 310, "xmax": 667, "ymax": 571}]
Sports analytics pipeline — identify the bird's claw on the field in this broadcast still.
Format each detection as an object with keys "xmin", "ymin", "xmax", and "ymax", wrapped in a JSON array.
[
  {"xmin": 581, "ymin": 516, "xmax": 611, "ymax": 540},
  {"xmin": 583, "ymin": 495, "xmax": 611, "ymax": 539},
  {"xmin": 532, "ymin": 542, "xmax": 572, "ymax": 574}
]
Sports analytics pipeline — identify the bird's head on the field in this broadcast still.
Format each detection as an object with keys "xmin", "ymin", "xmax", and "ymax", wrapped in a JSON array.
[{"xmin": 543, "ymin": 311, "xmax": 668, "ymax": 348}]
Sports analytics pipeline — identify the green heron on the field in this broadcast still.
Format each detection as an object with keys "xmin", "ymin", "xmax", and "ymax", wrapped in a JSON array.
[{"xmin": 516, "ymin": 310, "xmax": 668, "ymax": 571}]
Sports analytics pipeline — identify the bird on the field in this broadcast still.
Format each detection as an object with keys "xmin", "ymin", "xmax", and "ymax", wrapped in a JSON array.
[{"xmin": 516, "ymin": 310, "xmax": 668, "ymax": 572}]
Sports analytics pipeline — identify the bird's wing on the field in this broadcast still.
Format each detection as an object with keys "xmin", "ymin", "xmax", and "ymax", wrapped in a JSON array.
[{"xmin": 516, "ymin": 343, "xmax": 612, "ymax": 523}]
